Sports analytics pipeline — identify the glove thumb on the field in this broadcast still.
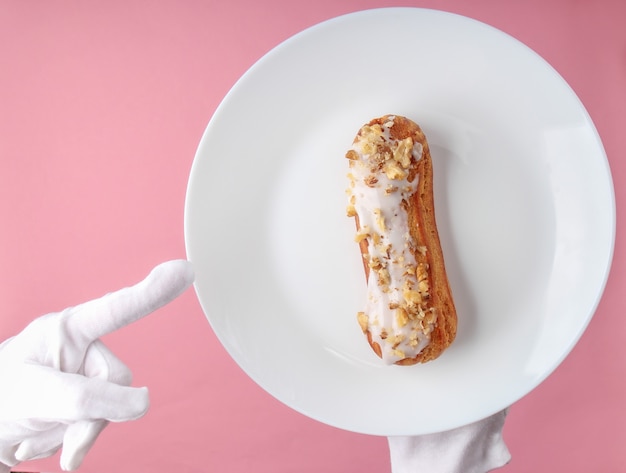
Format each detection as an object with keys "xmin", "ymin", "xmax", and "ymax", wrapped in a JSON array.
[{"xmin": 60, "ymin": 419, "xmax": 109, "ymax": 471}]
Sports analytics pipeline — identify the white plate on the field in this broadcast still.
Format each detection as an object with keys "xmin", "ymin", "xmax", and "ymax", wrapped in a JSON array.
[{"xmin": 184, "ymin": 8, "xmax": 615, "ymax": 435}]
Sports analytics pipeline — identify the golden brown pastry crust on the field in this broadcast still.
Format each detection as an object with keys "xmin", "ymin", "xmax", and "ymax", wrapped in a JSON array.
[{"xmin": 348, "ymin": 115, "xmax": 457, "ymax": 365}]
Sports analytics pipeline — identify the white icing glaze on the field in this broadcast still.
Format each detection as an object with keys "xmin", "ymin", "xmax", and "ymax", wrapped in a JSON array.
[{"xmin": 347, "ymin": 116, "xmax": 435, "ymax": 364}]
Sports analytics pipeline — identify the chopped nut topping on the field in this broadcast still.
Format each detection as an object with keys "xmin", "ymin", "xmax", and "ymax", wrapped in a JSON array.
[
  {"xmin": 393, "ymin": 349, "xmax": 406, "ymax": 358},
  {"xmin": 403, "ymin": 288, "xmax": 422, "ymax": 307},
  {"xmin": 418, "ymin": 279, "xmax": 429, "ymax": 293},
  {"xmin": 368, "ymin": 256, "xmax": 383, "ymax": 271},
  {"xmin": 371, "ymin": 231, "xmax": 381, "ymax": 246},
  {"xmin": 385, "ymin": 185, "xmax": 399, "ymax": 195},
  {"xmin": 396, "ymin": 307, "xmax": 409, "ymax": 327},
  {"xmin": 417, "ymin": 263, "xmax": 429, "ymax": 281},
  {"xmin": 364, "ymin": 175, "xmax": 378, "ymax": 187},
  {"xmin": 393, "ymin": 137, "xmax": 413, "ymax": 169},
  {"xmin": 425, "ymin": 308, "xmax": 436, "ymax": 325},
  {"xmin": 379, "ymin": 243, "xmax": 391, "ymax": 259},
  {"xmin": 383, "ymin": 160, "xmax": 407, "ymax": 180},
  {"xmin": 376, "ymin": 267, "xmax": 391, "ymax": 288},
  {"xmin": 357, "ymin": 312, "xmax": 369, "ymax": 333},
  {"xmin": 354, "ymin": 228, "xmax": 369, "ymax": 243},
  {"xmin": 345, "ymin": 149, "xmax": 359, "ymax": 160},
  {"xmin": 390, "ymin": 334, "xmax": 405, "ymax": 349},
  {"xmin": 361, "ymin": 142, "xmax": 375, "ymax": 155}
]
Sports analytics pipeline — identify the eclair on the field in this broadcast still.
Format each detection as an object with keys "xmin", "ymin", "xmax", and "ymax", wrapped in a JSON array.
[{"xmin": 345, "ymin": 115, "xmax": 457, "ymax": 365}]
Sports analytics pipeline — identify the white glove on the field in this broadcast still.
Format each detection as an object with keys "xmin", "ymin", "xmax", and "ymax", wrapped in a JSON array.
[
  {"xmin": 387, "ymin": 409, "xmax": 511, "ymax": 473},
  {"xmin": 0, "ymin": 260, "xmax": 194, "ymax": 472}
]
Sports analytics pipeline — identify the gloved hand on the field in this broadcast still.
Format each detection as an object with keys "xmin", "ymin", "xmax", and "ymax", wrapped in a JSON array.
[
  {"xmin": 387, "ymin": 409, "xmax": 510, "ymax": 473},
  {"xmin": 0, "ymin": 260, "xmax": 194, "ymax": 472}
]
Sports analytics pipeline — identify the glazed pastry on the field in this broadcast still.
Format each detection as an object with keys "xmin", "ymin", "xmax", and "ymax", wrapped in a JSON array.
[{"xmin": 345, "ymin": 115, "xmax": 457, "ymax": 365}]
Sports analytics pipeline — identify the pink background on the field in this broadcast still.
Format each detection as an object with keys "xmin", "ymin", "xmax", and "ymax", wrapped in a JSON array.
[{"xmin": 1, "ymin": 0, "xmax": 624, "ymax": 471}]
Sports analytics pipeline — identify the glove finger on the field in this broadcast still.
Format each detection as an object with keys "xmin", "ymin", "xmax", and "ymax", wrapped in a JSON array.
[
  {"xmin": 82, "ymin": 340, "xmax": 133, "ymax": 386},
  {"xmin": 9, "ymin": 365, "xmax": 149, "ymax": 423},
  {"xmin": 59, "ymin": 419, "xmax": 108, "ymax": 471},
  {"xmin": 0, "ymin": 444, "xmax": 19, "ymax": 468},
  {"xmin": 64, "ymin": 260, "xmax": 194, "ymax": 343},
  {"xmin": 67, "ymin": 376, "xmax": 149, "ymax": 422},
  {"xmin": 63, "ymin": 375, "xmax": 149, "ymax": 422},
  {"xmin": 14, "ymin": 425, "xmax": 65, "ymax": 462}
]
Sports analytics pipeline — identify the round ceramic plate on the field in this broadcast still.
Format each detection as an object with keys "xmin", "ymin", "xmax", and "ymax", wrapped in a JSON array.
[{"xmin": 184, "ymin": 8, "xmax": 614, "ymax": 435}]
